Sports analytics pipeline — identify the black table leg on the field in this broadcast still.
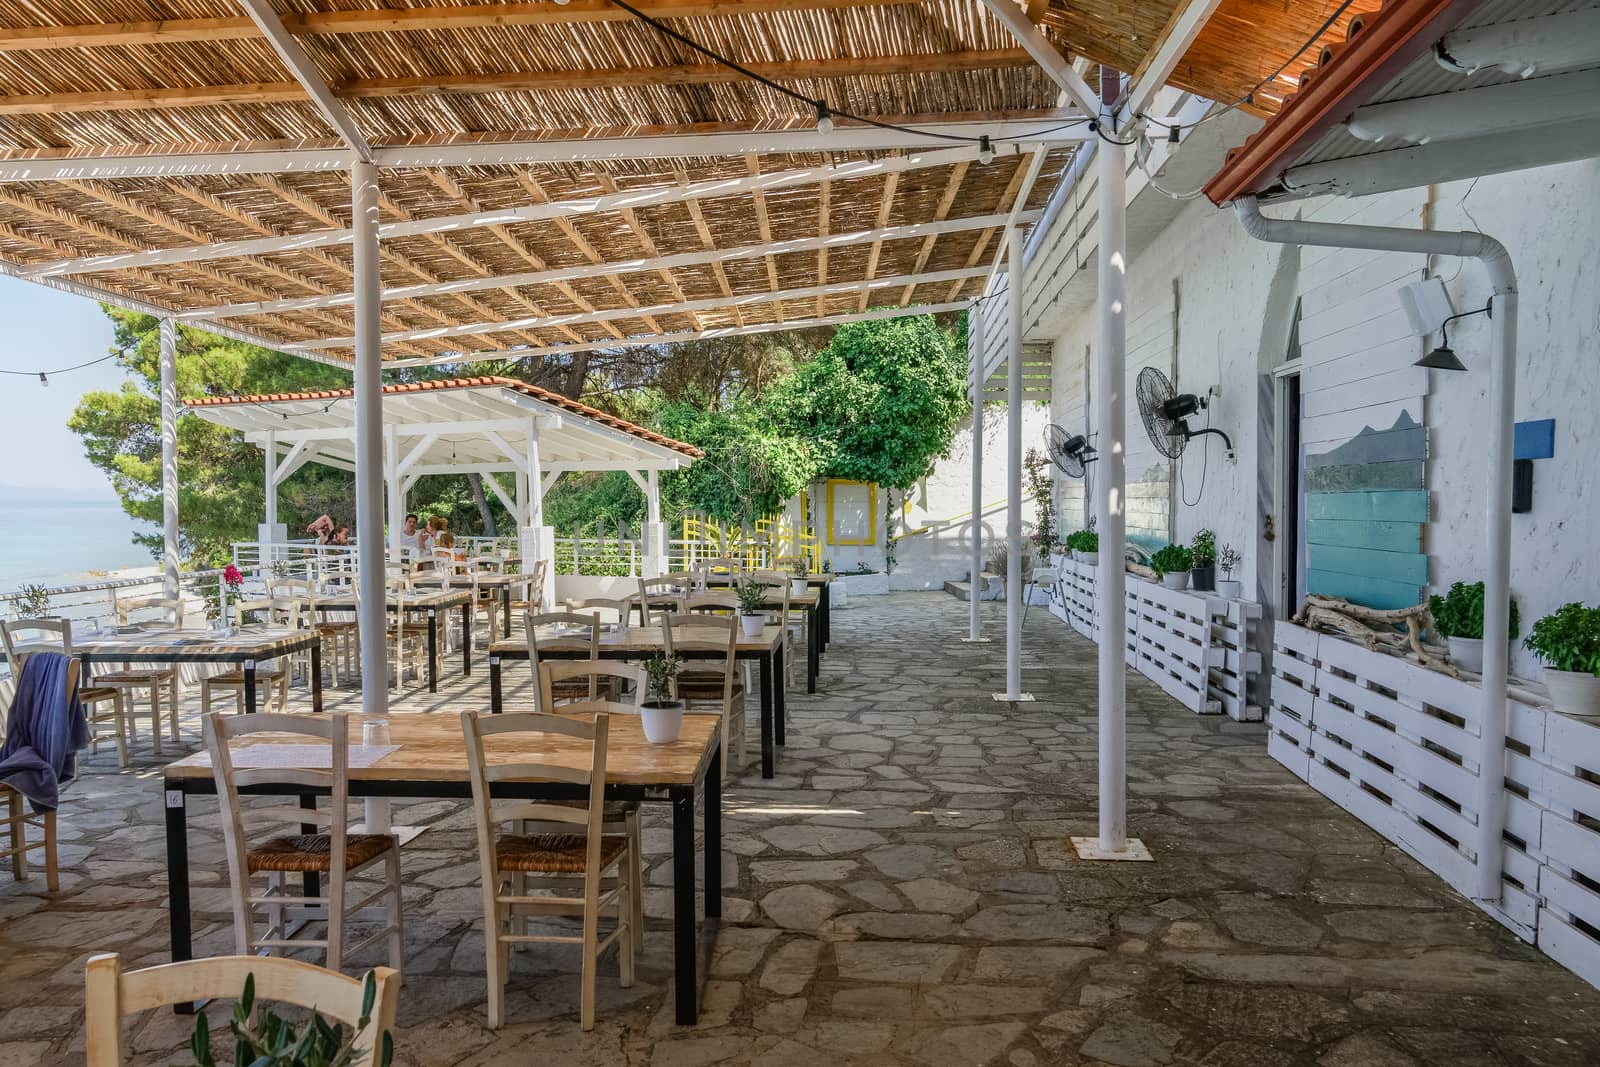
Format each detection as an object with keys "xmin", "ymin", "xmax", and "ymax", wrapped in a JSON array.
[
  {"xmin": 807, "ymin": 606, "xmax": 819, "ymax": 694},
  {"xmin": 758, "ymin": 653, "xmax": 774, "ymax": 779},
  {"xmin": 427, "ymin": 609, "xmax": 439, "ymax": 692},
  {"xmin": 490, "ymin": 656, "xmax": 503, "ymax": 713},
  {"xmin": 300, "ymin": 794, "xmax": 320, "ymax": 902},
  {"xmin": 816, "ymin": 584, "xmax": 830, "ymax": 651},
  {"xmin": 704, "ymin": 747, "xmax": 721, "ymax": 920},
  {"xmin": 310, "ymin": 642, "xmax": 324, "ymax": 713},
  {"xmin": 672, "ymin": 785, "xmax": 699, "ymax": 1025},
  {"xmin": 773, "ymin": 645, "xmax": 786, "ymax": 747},
  {"xmin": 165, "ymin": 781, "xmax": 193, "ymax": 1013},
  {"xmin": 462, "ymin": 603, "xmax": 473, "ymax": 676},
  {"xmin": 243, "ymin": 660, "xmax": 257, "ymax": 715},
  {"xmin": 501, "ymin": 585, "xmax": 512, "ymax": 639}
]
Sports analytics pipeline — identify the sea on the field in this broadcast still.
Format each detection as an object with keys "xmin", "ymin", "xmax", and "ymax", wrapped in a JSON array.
[{"xmin": 2, "ymin": 496, "xmax": 152, "ymax": 590}]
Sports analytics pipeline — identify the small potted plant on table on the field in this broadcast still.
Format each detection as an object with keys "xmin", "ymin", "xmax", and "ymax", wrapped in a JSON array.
[
  {"xmin": 1150, "ymin": 544, "xmax": 1193, "ymax": 591},
  {"xmin": 1215, "ymin": 544, "xmax": 1243, "ymax": 598},
  {"xmin": 641, "ymin": 651, "xmax": 685, "ymax": 743},
  {"xmin": 736, "ymin": 578, "xmax": 769, "ymax": 638},
  {"xmin": 1524, "ymin": 602, "xmax": 1600, "ymax": 718},
  {"xmin": 788, "ymin": 557, "xmax": 809, "ymax": 598},
  {"xmin": 1190, "ymin": 529, "xmax": 1217, "ymax": 592},
  {"xmin": 1430, "ymin": 580, "xmax": 1519, "ymax": 674}
]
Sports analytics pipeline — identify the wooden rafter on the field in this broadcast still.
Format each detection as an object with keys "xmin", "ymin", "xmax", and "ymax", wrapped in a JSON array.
[
  {"xmin": 815, "ymin": 179, "xmax": 831, "ymax": 320},
  {"xmin": 900, "ymin": 161, "xmax": 970, "ymax": 306},
  {"xmin": 514, "ymin": 173, "xmax": 657, "ymax": 337},
  {"xmin": 858, "ymin": 170, "xmax": 901, "ymax": 312},
  {"xmin": 743, "ymin": 155, "xmax": 783, "ymax": 324},
  {"xmin": 592, "ymin": 171, "xmax": 704, "ymax": 332},
  {"xmin": 947, "ymin": 152, "xmax": 1033, "ymax": 301},
  {"xmin": 673, "ymin": 166, "xmax": 739, "ymax": 327}
]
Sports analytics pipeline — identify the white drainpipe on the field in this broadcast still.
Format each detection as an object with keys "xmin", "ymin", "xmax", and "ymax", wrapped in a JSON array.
[{"xmin": 1234, "ymin": 195, "xmax": 1517, "ymax": 905}]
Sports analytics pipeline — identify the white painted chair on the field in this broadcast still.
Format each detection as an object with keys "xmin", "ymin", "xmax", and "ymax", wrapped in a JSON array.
[
  {"xmin": 199, "ymin": 598, "xmax": 291, "ymax": 717},
  {"xmin": 203, "ymin": 711, "xmax": 404, "ymax": 973},
  {"xmin": 660, "ymin": 612, "xmax": 745, "ymax": 780},
  {"xmin": 84, "ymin": 953, "xmax": 398, "ymax": 1067},
  {"xmin": 1, "ymin": 618, "xmax": 128, "ymax": 767},
  {"xmin": 383, "ymin": 578, "xmax": 428, "ymax": 690},
  {"xmin": 525, "ymin": 610, "xmax": 601, "ymax": 713},
  {"xmin": 101, "ymin": 595, "xmax": 183, "ymax": 749},
  {"xmin": 272, "ymin": 576, "xmax": 355, "ymax": 687},
  {"xmin": 460, "ymin": 709, "xmax": 635, "ymax": 1031}
]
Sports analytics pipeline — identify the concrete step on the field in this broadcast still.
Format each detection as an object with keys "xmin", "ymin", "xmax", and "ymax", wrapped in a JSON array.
[{"xmin": 944, "ymin": 573, "xmax": 1004, "ymax": 601}]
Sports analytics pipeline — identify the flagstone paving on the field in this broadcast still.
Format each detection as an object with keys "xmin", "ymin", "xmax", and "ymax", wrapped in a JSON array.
[{"xmin": 4, "ymin": 592, "xmax": 1600, "ymax": 1065}]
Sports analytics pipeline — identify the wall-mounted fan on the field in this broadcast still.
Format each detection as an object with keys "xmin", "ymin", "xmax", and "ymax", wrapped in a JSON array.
[
  {"xmin": 1046, "ymin": 424, "xmax": 1098, "ymax": 479},
  {"xmin": 1135, "ymin": 367, "xmax": 1235, "ymax": 462}
]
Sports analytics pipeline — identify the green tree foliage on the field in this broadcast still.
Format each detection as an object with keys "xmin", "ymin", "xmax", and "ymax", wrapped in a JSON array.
[
  {"xmin": 69, "ymin": 309, "xmax": 350, "ymax": 568},
  {"xmin": 655, "ymin": 396, "xmax": 821, "ymax": 525}
]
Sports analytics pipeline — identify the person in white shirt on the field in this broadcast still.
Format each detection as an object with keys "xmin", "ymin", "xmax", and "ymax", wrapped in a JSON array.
[{"xmin": 397, "ymin": 513, "xmax": 431, "ymax": 556}]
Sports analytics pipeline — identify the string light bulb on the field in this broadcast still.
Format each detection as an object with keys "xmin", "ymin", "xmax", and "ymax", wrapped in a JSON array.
[
  {"xmin": 978, "ymin": 135, "xmax": 994, "ymax": 165},
  {"xmin": 38, "ymin": 372, "xmax": 48, "ymax": 387},
  {"xmin": 815, "ymin": 103, "xmax": 834, "ymax": 135}
]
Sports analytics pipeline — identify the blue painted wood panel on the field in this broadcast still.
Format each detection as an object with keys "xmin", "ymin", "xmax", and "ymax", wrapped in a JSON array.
[
  {"xmin": 1514, "ymin": 418, "xmax": 1555, "ymax": 460},
  {"xmin": 1308, "ymin": 544, "xmax": 1429, "ymax": 585},
  {"xmin": 1305, "ymin": 519, "xmax": 1422, "ymax": 553},
  {"xmin": 1305, "ymin": 459, "xmax": 1425, "ymax": 492},
  {"xmin": 1306, "ymin": 490, "xmax": 1429, "ymax": 523},
  {"xmin": 1306, "ymin": 569, "xmax": 1425, "ymax": 610}
]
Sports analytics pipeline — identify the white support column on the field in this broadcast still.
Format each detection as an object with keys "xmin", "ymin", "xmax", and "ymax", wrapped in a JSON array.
[
  {"xmin": 966, "ymin": 308, "xmax": 988, "ymax": 643},
  {"xmin": 644, "ymin": 469, "xmax": 668, "ymax": 576},
  {"xmin": 385, "ymin": 423, "xmax": 402, "ymax": 561},
  {"xmin": 263, "ymin": 429, "xmax": 278, "ymax": 531},
  {"xmin": 997, "ymin": 230, "xmax": 1032, "ymax": 703},
  {"xmin": 522, "ymin": 421, "xmax": 554, "ymax": 607},
  {"xmin": 351, "ymin": 160, "xmax": 388, "ymax": 717},
  {"xmin": 1075, "ymin": 125, "xmax": 1149, "ymax": 863},
  {"xmin": 159, "ymin": 317, "xmax": 180, "ymax": 611}
]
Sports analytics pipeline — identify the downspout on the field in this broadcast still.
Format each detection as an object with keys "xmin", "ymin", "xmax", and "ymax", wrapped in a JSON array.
[{"xmin": 1234, "ymin": 195, "xmax": 1517, "ymax": 906}]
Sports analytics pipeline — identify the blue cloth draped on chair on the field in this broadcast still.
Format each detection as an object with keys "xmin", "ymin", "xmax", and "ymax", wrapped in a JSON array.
[{"xmin": 0, "ymin": 652, "xmax": 89, "ymax": 812}]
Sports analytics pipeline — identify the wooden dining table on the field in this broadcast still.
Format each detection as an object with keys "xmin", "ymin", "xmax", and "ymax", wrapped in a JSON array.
[
  {"xmin": 309, "ymin": 587, "xmax": 473, "ymax": 692},
  {"xmin": 74, "ymin": 625, "xmax": 324, "ymax": 714},
  {"xmin": 488, "ymin": 621, "xmax": 790, "ymax": 778},
  {"xmin": 161, "ymin": 712, "xmax": 723, "ymax": 1025},
  {"xmin": 412, "ymin": 571, "xmax": 534, "ymax": 639}
]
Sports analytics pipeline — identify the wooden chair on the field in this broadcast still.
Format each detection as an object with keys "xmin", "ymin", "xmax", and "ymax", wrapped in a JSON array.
[
  {"xmin": 697, "ymin": 556, "xmax": 740, "ymax": 586},
  {"xmin": 660, "ymin": 613, "xmax": 746, "ymax": 780},
  {"xmin": 203, "ymin": 712, "xmax": 404, "ymax": 973},
  {"xmin": 750, "ymin": 569, "xmax": 802, "ymax": 688},
  {"xmin": 84, "ymin": 953, "xmax": 399, "ymax": 1067},
  {"xmin": 570, "ymin": 597, "xmax": 630, "ymax": 627},
  {"xmin": 525, "ymin": 611, "xmax": 601, "ymax": 713},
  {"xmin": 1, "ymin": 619, "xmax": 128, "ymax": 767},
  {"xmin": 683, "ymin": 591, "xmax": 738, "ymax": 615},
  {"xmin": 0, "ymin": 653, "xmax": 80, "ymax": 892},
  {"xmin": 460, "ymin": 709, "xmax": 635, "ymax": 1030},
  {"xmin": 464, "ymin": 554, "xmax": 507, "ymax": 645},
  {"xmin": 101, "ymin": 595, "xmax": 183, "ymax": 749},
  {"xmin": 272, "ymin": 576, "xmax": 355, "ymax": 687},
  {"xmin": 200, "ymin": 599, "xmax": 291, "ymax": 717},
  {"xmin": 506, "ymin": 559, "xmax": 549, "ymax": 628},
  {"xmin": 384, "ymin": 578, "xmax": 428, "ymax": 690}
]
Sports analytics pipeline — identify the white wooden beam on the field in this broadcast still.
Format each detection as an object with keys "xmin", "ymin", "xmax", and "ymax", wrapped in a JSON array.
[
  {"xmin": 481, "ymin": 471, "xmax": 517, "ymax": 517},
  {"xmin": 181, "ymin": 211, "xmax": 1026, "ymax": 321},
  {"xmin": 977, "ymin": 0, "xmax": 1102, "ymax": 117},
  {"xmin": 482, "ymin": 430, "xmax": 529, "ymax": 476},
  {"xmin": 241, "ymin": 416, "xmax": 534, "ymax": 444},
  {"xmin": 289, "ymin": 266, "xmax": 990, "ymax": 349},
  {"xmin": 235, "ymin": 0, "xmax": 372, "ymax": 160},
  {"xmin": 1121, "ymin": 0, "xmax": 1224, "ymax": 121},
  {"xmin": 394, "ymin": 431, "xmax": 438, "ymax": 478},
  {"xmin": 541, "ymin": 470, "xmax": 564, "ymax": 496},
  {"xmin": 271, "ymin": 439, "xmax": 316, "ymax": 484}
]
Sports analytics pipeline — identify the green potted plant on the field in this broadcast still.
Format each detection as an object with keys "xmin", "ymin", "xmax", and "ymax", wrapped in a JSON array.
[
  {"xmin": 14, "ymin": 582, "xmax": 51, "ymax": 620},
  {"xmin": 189, "ymin": 970, "xmax": 393, "ymax": 1067},
  {"xmin": 1216, "ymin": 544, "xmax": 1243, "ymax": 598},
  {"xmin": 641, "ymin": 652, "xmax": 685, "ymax": 743},
  {"xmin": 787, "ymin": 556, "xmax": 809, "ymax": 598},
  {"xmin": 736, "ymin": 578, "xmax": 769, "ymax": 638},
  {"xmin": 1190, "ymin": 529, "xmax": 1217, "ymax": 592},
  {"xmin": 1429, "ymin": 580, "xmax": 1519, "ymax": 674},
  {"xmin": 1150, "ymin": 544, "xmax": 1193, "ymax": 591},
  {"xmin": 1523, "ymin": 602, "xmax": 1600, "ymax": 718},
  {"xmin": 1066, "ymin": 529, "xmax": 1100, "ymax": 565}
]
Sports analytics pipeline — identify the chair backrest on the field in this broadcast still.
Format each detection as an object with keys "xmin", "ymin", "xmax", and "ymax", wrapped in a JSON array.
[
  {"xmin": 660, "ymin": 612, "xmax": 737, "ymax": 703},
  {"xmin": 83, "ymin": 952, "xmax": 397, "ymax": 1067},
  {"xmin": 571, "ymin": 597, "xmax": 629, "ymax": 627},
  {"xmin": 773, "ymin": 555, "xmax": 810, "ymax": 575},
  {"xmin": 683, "ymin": 591, "xmax": 738, "ymax": 614},
  {"xmin": 460, "ymin": 710, "xmax": 610, "ymax": 865},
  {"xmin": 235, "ymin": 593, "xmax": 302, "ymax": 629},
  {"xmin": 538, "ymin": 661, "xmax": 645, "ymax": 714},
  {"xmin": 203, "ymin": 712, "xmax": 352, "ymax": 915},
  {"xmin": 525, "ymin": 611, "xmax": 600, "ymax": 712},
  {"xmin": 747, "ymin": 570, "xmax": 791, "ymax": 617},
  {"xmin": 0, "ymin": 618, "xmax": 71, "ymax": 677},
  {"xmin": 623, "ymin": 591, "xmax": 681, "ymax": 628},
  {"xmin": 115, "ymin": 595, "xmax": 184, "ymax": 628},
  {"xmin": 697, "ymin": 557, "xmax": 740, "ymax": 585},
  {"xmin": 467, "ymin": 554, "xmax": 505, "ymax": 575}
]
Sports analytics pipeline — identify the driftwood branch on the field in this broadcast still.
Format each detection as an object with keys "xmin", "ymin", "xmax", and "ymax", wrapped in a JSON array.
[{"xmin": 1294, "ymin": 594, "xmax": 1459, "ymax": 678}]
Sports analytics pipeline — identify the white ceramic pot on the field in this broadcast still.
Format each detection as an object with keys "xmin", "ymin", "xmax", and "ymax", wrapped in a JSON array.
[
  {"xmin": 1544, "ymin": 668, "xmax": 1600, "ymax": 718},
  {"xmin": 741, "ymin": 613, "xmax": 767, "ymax": 638},
  {"xmin": 1215, "ymin": 579, "xmax": 1242, "ymax": 599},
  {"xmin": 1081, "ymin": 552, "xmax": 1099, "ymax": 566},
  {"xmin": 641, "ymin": 701, "xmax": 685, "ymax": 743},
  {"xmin": 791, "ymin": 579, "xmax": 808, "ymax": 598},
  {"xmin": 1160, "ymin": 572, "xmax": 1190, "ymax": 591},
  {"xmin": 1447, "ymin": 636, "xmax": 1485, "ymax": 673}
]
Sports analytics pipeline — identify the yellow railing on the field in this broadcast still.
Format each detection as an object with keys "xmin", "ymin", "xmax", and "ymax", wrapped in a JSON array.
[{"xmin": 680, "ymin": 514, "xmax": 822, "ymax": 572}]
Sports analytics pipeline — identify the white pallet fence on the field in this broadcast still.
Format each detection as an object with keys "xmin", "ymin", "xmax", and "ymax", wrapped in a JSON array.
[
  {"xmin": 1267, "ymin": 620, "xmax": 1600, "ymax": 989},
  {"xmin": 1052, "ymin": 560, "xmax": 1262, "ymax": 719}
]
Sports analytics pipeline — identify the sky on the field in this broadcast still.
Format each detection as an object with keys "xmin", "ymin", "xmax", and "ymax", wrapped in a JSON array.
[{"xmin": 0, "ymin": 276, "xmax": 126, "ymax": 496}]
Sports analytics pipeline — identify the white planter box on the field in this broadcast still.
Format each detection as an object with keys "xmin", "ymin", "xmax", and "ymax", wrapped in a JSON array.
[
  {"xmin": 1266, "ymin": 620, "xmax": 1600, "ymax": 991},
  {"xmin": 838, "ymin": 571, "xmax": 889, "ymax": 597}
]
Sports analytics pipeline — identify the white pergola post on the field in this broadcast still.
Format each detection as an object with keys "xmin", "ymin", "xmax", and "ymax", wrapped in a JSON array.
[
  {"xmin": 261, "ymin": 428, "xmax": 279, "ymax": 560},
  {"xmin": 997, "ymin": 229, "xmax": 1032, "ymax": 703},
  {"xmin": 159, "ymin": 317, "xmax": 180, "ymax": 611},
  {"xmin": 351, "ymin": 160, "xmax": 388, "ymax": 717},
  {"xmin": 644, "ymin": 469, "xmax": 668, "ymax": 577},
  {"xmin": 522, "ymin": 420, "xmax": 555, "ymax": 607},
  {"xmin": 966, "ymin": 307, "xmax": 987, "ymax": 643},
  {"xmin": 385, "ymin": 423, "xmax": 402, "ymax": 561}
]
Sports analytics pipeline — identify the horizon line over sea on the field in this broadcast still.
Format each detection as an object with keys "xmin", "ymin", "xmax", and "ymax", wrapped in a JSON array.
[{"xmin": 2, "ymin": 496, "xmax": 153, "ymax": 590}]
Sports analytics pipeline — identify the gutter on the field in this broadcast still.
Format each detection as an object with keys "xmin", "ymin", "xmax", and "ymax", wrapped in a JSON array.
[{"xmin": 1234, "ymin": 195, "xmax": 1517, "ymax": 909}]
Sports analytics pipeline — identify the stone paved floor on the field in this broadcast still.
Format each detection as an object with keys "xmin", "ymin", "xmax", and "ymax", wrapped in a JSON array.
[{"xmin": 4, "ymin": 592, "xmax": 1600, "ymax": 1066}]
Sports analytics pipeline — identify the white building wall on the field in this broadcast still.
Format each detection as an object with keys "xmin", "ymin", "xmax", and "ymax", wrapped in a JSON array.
[{"xmin": 1043, "ymin": 155, "xmax": 1600, "ymax": 677}]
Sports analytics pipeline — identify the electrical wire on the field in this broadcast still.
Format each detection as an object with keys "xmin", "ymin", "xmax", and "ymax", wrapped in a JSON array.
[
  {"xmin": 1178, "ymin": 407, "xmax": 1211, "ymax": 508},
  {"xmin": 0, "ymin": 352, "xmax": 119, "ymax": 381}
]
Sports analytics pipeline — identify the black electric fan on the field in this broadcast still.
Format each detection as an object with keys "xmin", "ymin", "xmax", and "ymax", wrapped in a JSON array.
[
  {"xmin": 1135, "ymin": 367, "xmax": 1234, "ymax": 462},
  {"xmin": 1046, "ymin": 424, "xmax": 1098, "ymax": 478}
]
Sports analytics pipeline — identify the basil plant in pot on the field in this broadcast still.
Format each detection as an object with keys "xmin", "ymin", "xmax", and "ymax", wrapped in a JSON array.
[
  {"xmin": 736, "ymin": 578, "xmax": 769, "ymax": 639},
  {"xmin": 1189, "ymin": 529, "xmax": 1217, "ymax": 592},
  {"xmin": 1150, "ymin": 544, "xmax": 1193, "ymax": 591},
  {"xmin": 1523, "ymin": 602, "xmax": 1600, "ymax": 718},
  {"xmin": 1429, "ymin": 580, "xmax": 1519, "ymax": 674},
  {"xmin": 1066, "ymin": 529, "xmax": 1100, "ymax": 565},
  {"xmin": 641, "ymin": 652, "xmax": 685, "ymax": 743}
]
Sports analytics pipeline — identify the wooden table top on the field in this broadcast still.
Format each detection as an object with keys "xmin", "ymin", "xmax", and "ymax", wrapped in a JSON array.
[
  {"xmin": 163, "ymin": 711, "xmax": 719, "ymax": 787},
  {"xmin": 489, "ymin": 621, "xmax": 785, "ymax": 661},
  {"xmin": 74, "ymin": 626, "xmax": 318, "ymax": 662},
  {"xmin": 312, "ymin": 588, "xmax": 472, "ymax": 610},
  {"xmin": 413, "ymin": 572, "xmax": 531, "ymax": 588}
]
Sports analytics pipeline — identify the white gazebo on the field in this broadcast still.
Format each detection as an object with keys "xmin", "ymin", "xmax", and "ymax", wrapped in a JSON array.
[{"xmin": 188, "ymin": 375, "xmax": 701, "ymax": 606}]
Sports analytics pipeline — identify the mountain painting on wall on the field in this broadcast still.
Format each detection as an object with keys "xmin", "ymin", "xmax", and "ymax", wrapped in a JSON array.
[{"xmin": 1304, "ymin": 410, "xmax": 1429, "ymax": 610}]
